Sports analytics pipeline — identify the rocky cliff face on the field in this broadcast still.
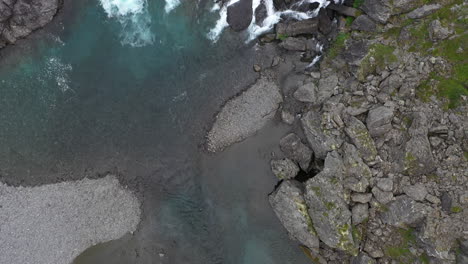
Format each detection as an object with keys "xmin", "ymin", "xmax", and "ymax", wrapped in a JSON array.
[
  {"xmin": 0, "ymin": 0, "xmax": 61, "ymax": 49},
  {"xmin": 259, "ymin": 0, "xmax": 467, "ymax": 263}
]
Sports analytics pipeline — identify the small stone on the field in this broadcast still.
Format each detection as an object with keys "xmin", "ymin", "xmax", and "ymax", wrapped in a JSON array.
[
  {"xmin": 425, "ymin": 194, "xmax": 440, "ymax": 205},
  {"xmin": 310, "ymin": 71, "xmax": 321, "ymax": 79},
  {"xmin": 281, "ymin": 110, "xmax": 295, "ymax": 125},
  {"xmin": 376, "ymin": 178, "xmax": 393, "ymax": 192},
  {"xmin": 429, "ymin": 136, "xmax": 443, "ymax": 148},
  {"xmin": 253, "ymin": 64, "xmax": 261, "ymax": 72},
  {"xmin": 270, "ymin": 158, "xmax": 300, "ymax": 180},
  {"xmin": 402, "ymin": 184, "xmax": 427, "ymax": 201},
  {"xmin": 351, "ymin": 193, "xmax": 372, "ymax": 203},
  {"xmin": 352, "ymin": 203, "xmax": 369, "ymax": 225},
  {"xmin": 271, "ymin": 56, "xmax": 281, "ymax": 67},
  {"xmin": 372, "ymin": 187, "xmax": 393, "ymax": 204}
]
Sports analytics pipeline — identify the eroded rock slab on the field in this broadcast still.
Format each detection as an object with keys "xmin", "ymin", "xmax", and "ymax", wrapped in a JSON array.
[
  {"xmin": 0, "ymin": 175, "xmax": 141, "ymax": 264},
  {"xmin": 207, "ymin": 76, "xmax": 282, "ymax": 152}
]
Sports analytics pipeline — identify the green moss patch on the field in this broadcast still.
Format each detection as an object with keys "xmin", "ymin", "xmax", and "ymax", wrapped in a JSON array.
[
  {"xmin": 358, "ymin": 44, "xmax": 397, "ymax": 81},
  {"xmin": 328, "ymin": 32, "xmax": 350, "ymax": 59}
]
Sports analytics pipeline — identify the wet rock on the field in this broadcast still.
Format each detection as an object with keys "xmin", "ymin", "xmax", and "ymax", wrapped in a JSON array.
[
  {"xmin": 318, "ymin": 8, "xmax": 332, "ymax": 35},
  {"xmin": 227, "ymin": 0, "xmax": 253, "ymax": 31},
  {"xmin": 372, "ymin": 187, "xmax": 393, "ymax": 204},
  {"xmin": 376, "ymin": 178, "xmax": 393, "ymax": 192},
  {"xmin": 366, "ymin": 106, "xmax": 394, "ymax": 137},
  {"xmin": 207, "ymin": 76, "xmax": 282, "ymax": 152},
  {"xmin": 403, "ymin": 112, "xmax": 435, "ymax": 177},
  {"xmin": 281, "ymin": 110, "xmax": 295, "ymax": 125},
  {"xmin": 280, "ymin": 133, "xmax": 313, "ymax": 171},
  {"xmin": 344, "ymin": 115, "xmax": 378, "ymax": 162},
  {"xmin": 351, "ymin": 193, "xmax": 372, "ymax": 204},
  {"xmin": 301, "ymin": 111, "xmax": 342, "ymax": 160},
  {"xmin": 276, "ymin": 18, "xmax": 318, "ymax": 38},
  {"xmin": 254, "ymin": 2, "xmax": 268, "ymax": 25},
  {"xmin": 352, "ymin": 203, "xmax": 369, "ymax": 225},
  {"xmin": 407, "ymin": 4, "xmax": 441, "ymax": 19},
  {"xmin": 381, "ymin": 195, "xmax": 430, "ymax": 228},
  {"xmin": 269, "ymin": 180, "xmax": 320, "ymax": 251},
  {"xmin": 351, "ymin": 252, "xmax": 376, "ymax": 264},
  {"xmin": 428, "ymin": 20, "xmax": 452, "ymax": 41},
  {"xmin": 343, "ymin": 143, "xmax": 372, "ymax": 193},
  {"xmin": 351, "ymin": 15, "xmax": 377, "ymax": 32},
  {"xmin": 279, "ymin": 37, "xmax": 307, "ymax": 51},
  {"xmin": 402, "ymin": 184, "xmax": 427, "ymax": 201},
  {"xmin": 304, "ymin": 152, "xmax": 358, "ymax": 255},
  {"xmin": 270, "ymin": 158, "xmax": 300, "ymax": 180},
  {"xmin": 293, "ymin": 82, "xmax": 318, "ymax": 103},
  {"xmin": 317, "ymin": 74, "xmax": 338, "ymax": 104},
  {"xmin": 361, "ymin": 0, "xmax": 392, "ymax": 24}
]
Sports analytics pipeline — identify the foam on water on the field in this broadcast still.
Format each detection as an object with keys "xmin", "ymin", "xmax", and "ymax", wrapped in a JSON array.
[
  {"xmin": 165, "ymin": 0, "xmax": 181, "ymax": 13},
  {"xmin": 208, "ymin": 0, "xmax": 329, "ymax": 43},
  {"xmin": 99, "ymin": 0, "xmax": 154, "ymax": 47}
]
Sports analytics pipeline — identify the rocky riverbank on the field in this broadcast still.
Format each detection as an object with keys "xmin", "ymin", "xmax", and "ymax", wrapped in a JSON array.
[
  {"xmin": 0, "ymin": 0, "xmax": 61, "ymax": 50},
  {"xmin": 208, "ymin": 0, "xmax": 467, "ymax": 263}
]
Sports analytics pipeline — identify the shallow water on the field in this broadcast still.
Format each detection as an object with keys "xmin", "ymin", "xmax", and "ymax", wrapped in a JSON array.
[{"xmin": 0, "ymin": 0, "xmax": 311, "ymax": 263}]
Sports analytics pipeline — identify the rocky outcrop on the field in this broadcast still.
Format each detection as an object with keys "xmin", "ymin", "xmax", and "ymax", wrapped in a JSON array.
[
  {"xmin": 207, "ymin": 75, "xmax": 282, "ymax": 152},
  {"xmin": 0, "ymin": 0, "xmax": 61, "ymax": 49},
  {"xmin": 227, "ymin": 0, "xmax": 253, "ymax": 31}
]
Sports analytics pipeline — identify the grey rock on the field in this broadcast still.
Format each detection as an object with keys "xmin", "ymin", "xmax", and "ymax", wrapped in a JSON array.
[
  {"xmin": 281, "ymin": 110, "xmax": 295, "ymax": 125},
  {"xmin": 0, "ymin": 0, "xmax": 60, "ymax": 47},
  {"xmin": 351, "ymin": 193, "xmax": 372, "ymax": 203},
  {"xmin": 351, "ymin": 15, "xmax": 377, "ymax": 32},
  {"xmin": 279, "ymin": 37, "xmax": 307, "ymax": 51},
  {"xmin": 351, "ymin": 252, "xmax": 376, "ymax": 264},
  {"xmin": 392, "ymin": 0, "xmax": 425, "ymax": 13},
  {"xmin": 293, "ymin": 82, "xmax": 318, "ymax": 103},
  {"xmin": 327, "ymin": 3, "xmax": 359, "ymax": 17},
  {"xmin": 254, "ymin": 2, "xmax": 267, "ymax": 25},
  {"xmin": 227, "ymin": 0, "xmax": 253, "ymax": 31},
  {"xmin": 372, "ymin": 187, "xmax": 393, "ymax": 204},
  {"xmin": 318, "ymin": 8, "xmax": 332, "ymax": 35},
  {"xmin": 269, "ymin": 180, "xmax": 320, "ymax": 251},
  {"xmin": 403, "ymin": 184, "xmax": 427, "ymax": 201},
  {"xmin": 304, "ymin": 152, "xmax": 358, "ymax": 255},
  {"xmin": 317, "ymin": 74, "xmax": 338, "ymax": 104},
  {"xmin": 280, "ymin": 133, "xmax": 313, "ymax": 171},
  {"xmin": 344, "ymin": 115, "xmax": 378, "ymax": 162},
  {"xmin": 361, "ymin": 0, "xmax": 392, "ymax": 24},
  {"xmin": 207, "ymin": 76, "xmax": 282, "ymax": 152},
  {"xmin": 425, "ymin": 194, "xmax": 440, "ymax": 205},
  {"xmin": 379, "ymin": 73, "xmax": 403, "ymax": 95},
  {"xmin": 352, "ymin": 203, "xmax": 369, "ymax": 225},
  {"xmin": 428, "ymin": 20, "xmax": 452, "ymax": 41},
  {"xmin": 343, "ymin": 40, "xmax": 369, "ymax": 66},
  {"xmin": 366, "ymin": 106, "xmax": 394, "ymax": 137},
  {"xmin": 343, "ymin": 143, "xmax": 372, "ymax": 193},
  {"xmin": 407, "ymin": 4, "xmax": 441, "ymax": 19},
  {"xmin": 376, "ymin": 178, "xmax": 393, "ymax": 192},
  {"xmin": 270, "ymin": 158, "xmax": 300, "ymax": 180},
  {"xmin": 381, "ymin": 195, "xmax": 430, "ymax": 227},
  {"xmin": 0, "ymin": 175, "xmax": 141, "ymax": 264},
  {"xmin": 276, "ymin": 18, "xmax": 318, "ymax": 38},
  {"xmin": 403, "ymin": 112, "xmax": 435, "ymax": 176},
  {"xmin": 441, "ymin": 192, "xmax": 452, "ymax": 214},
  {"xmin": 301, "ymin": 111, "xmax": 342, "ymax": 160}
]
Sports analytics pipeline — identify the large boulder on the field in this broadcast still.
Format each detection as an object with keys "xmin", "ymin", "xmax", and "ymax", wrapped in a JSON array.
[
  {"xmin": 227, "ymin": 0, "xmax": 253, "ymax": 31},
  {"xmin": 351, "ymin": 15, "xmax": 377, "ymax": 32},
  {"xmin": 380, "ymin": 195, "xmax": 430, "ymax": 228},
  {"xmin": 361, "ymin": 0, "xmax": 392, "ymax": 24},
  {"xmin": 301, "ymin": 111, "xmax": 342, "ymax": 160},
  {"xmin": 317, "ymin": 74, "xmax": 338, "ymax": 104},
  {"xmin": 0, "ymin": 0, "xmax": 61, "ymax": 46},
  {"xmin": 276, "ymin": 18, "xmax": 318, "ymax": 38},
  {"xmin": 366, "ymin": 106, "xmax": 394, "ymax": 137},
  {"xmin": 304, "ymin": 152, "xmax": 358, "ymax": 255},
  {"xmin": 293, "ymin": 82, "xmax": 318, "ymax": 103},
  {"xmin": 279, "ymin": 133, "xmax": 313, "ymax": 171},
  {"xmin": 269, "ymin": 180, "xmax": 320, "ymax": 251},
  {"xmin": 403, "ymin": 112, "xmax": 435, "ymax": 176},
  {"xmin": 279, "ymin": 37, "xmax": 307, "ymax": 51},
  {"xmin": 344, "ymin": 115, "xmax": 378, "ymax": 162},
  {"xmin": 207, "ymin": 76, "xmax": 282, "ymax": 152}
]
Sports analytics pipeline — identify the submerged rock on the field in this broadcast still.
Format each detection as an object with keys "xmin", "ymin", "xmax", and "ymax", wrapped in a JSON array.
[
  {"xmin": 304, "ymin": 152, "xmax": 358, "ymax": 255},
  {"xmin": 269, "ymin": 180, "xmax": 320, "ymax": 251},
  {"xmin": 207, "ymin": 76, "xmax": 282, "ymax": 152}
]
